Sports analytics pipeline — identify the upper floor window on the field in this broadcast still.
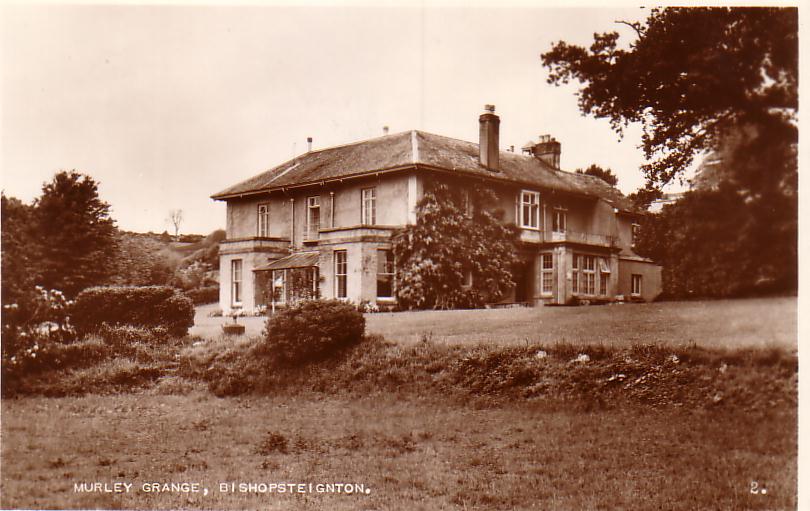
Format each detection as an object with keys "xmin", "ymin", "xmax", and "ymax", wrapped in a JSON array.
[
  {"xmin": 231, "ymin": 259, "xmax": 243, "ymax": 306},
  {"xmin": 334, "ymin": 250, "xmax": 348, "ymax": 298},
  {"xmin": 306, "ymin": 196, "xmax": 320, "ymax": 240},
  {"xmin": 553, "ymin": 207, "xmax": 567, "ymax": 233},
  {"xmin": 461, "ymin": 189, "xmax": 474, "ymax": 218},
  {"xmin": 361, "ymin": 187, "xmax": 376, "ymax": 225},
  {"xmin": 257, "ymin": 204, "xmax": 270, "ymax": 237},
  {"xmin": 519, "ymin": 190, "xmax": 540, "ymax": 229},
  {"xmin": 631, "ymin": 223, "xmax": 641, "ymax": 247},
  {"xmin": 376, "ymin": 249, "xmax": 395, "ymax": 299}
]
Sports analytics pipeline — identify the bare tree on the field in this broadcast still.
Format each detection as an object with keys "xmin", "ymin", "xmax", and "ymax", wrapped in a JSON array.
[{"xmin": 168, "ymin": 209, "xmax": 183, "ymax": 240}]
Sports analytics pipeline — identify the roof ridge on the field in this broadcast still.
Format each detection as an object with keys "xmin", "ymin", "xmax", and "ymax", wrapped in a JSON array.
[{"xmin": 302, "ymin": 130, "xmax": 410, "ymax": 156}]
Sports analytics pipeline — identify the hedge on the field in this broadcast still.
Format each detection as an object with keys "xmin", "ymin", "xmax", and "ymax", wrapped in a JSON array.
[
  {"xmin": 72, "ymin": 286, "xmax": 195, "ymax": 337},
  {"xmin": 185, "ymin": 286, "xmax": 220, "ymax": 305}
]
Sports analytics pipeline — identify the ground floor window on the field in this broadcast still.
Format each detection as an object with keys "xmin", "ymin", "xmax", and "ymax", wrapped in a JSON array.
[
  {"xmin": 231, "ymin": 259, "xmax": 242, "ymax": 306},
  {"xmin": 376, "ymin": 249, "xmax": 395, "ymax": 298},
  {"xmin": 272, "ymin": 270, "xmax": 286, "ymax": 304},
  {"xmin": 631, "ymin": 274, "xmax": 643, "ymax": 296},
  {"xmin": 599, "ymin": 258, "xmax": 611, "ymax": 296},
  {"xmin": 541, "ymin": 253, "xmax": 553, "ymax": 295},
  {"xmin": 334, "ymin": 250, "xmax": 347, "ymax": 298},
  {"xmin": 572, "ymin": 253, "xmax": 597, "ymax": 295}
]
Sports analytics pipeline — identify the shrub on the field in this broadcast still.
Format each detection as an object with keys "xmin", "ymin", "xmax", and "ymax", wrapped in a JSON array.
[
  {"xmin": 98, "ymin": 324, "xmax": 170, "ymax": 348},
  {"xmin": 185, "ymin": 286, "xmax": 219, "ymax": 305},
  {"xmin": 72, "ymin": 286, "xmax": 194, "ymax": 337},
  {"xmin": 259, "ymin": 299, "xmax": 365, "ymax": 365}
]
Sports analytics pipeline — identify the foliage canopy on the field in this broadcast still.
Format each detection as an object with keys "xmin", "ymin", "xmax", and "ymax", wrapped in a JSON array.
[
  {"xmin": 575, "ymin": 164, "xmax": 618, "ymax": 186},
  {"xmin": 542, "ymin": 7, "xmax": 797, "ymax": 187},
  {"xmin": 33, "ymin": 171, "xmax": 119, "ymax": 297},
  {"xmin": 392, "ymin": 180, "xmax": 521, "ymax": 309}
]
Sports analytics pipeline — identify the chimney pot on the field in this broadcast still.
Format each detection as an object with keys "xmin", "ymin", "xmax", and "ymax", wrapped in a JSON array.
[
  {"xmin": 529, "ymin": 134, "xmax": 561, "ymax": 169},
  {"xmin": 479, "ymin": 104, "xmax": 500, "ymax": 171},
  {"xmin": 306, "ymin": 137, "xmax": 313, "ymax": 152},
  {"xmin": 383, "ymin": 126, "xmax": 389, "ymax": 135}
]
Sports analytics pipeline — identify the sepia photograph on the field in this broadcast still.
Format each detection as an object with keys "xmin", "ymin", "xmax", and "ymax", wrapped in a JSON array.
[{"xmin": 0, "ymin": 2, "xmax": 799, "ymax": 510}]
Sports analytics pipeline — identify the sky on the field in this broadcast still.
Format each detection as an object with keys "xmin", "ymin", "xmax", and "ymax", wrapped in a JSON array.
[{"xmin": 1, "ymin": 4, "xmax": 663, "ymax": 234}]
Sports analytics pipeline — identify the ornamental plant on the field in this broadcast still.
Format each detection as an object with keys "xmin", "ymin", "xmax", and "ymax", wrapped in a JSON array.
[{"xmin": 392, "ymin": 179, "xmax": 520, "ymax": 309}]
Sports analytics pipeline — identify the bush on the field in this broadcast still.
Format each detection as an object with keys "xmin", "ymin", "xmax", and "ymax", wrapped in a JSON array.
[
  {"xmin": 72, "ymin": 286, "xmax": 194, "ymax": 337},
  {"xmin": 185, "ymin": 286, "xmax": 219, "ymax": 305},
  {"xmin": 259, "ymin": 299, "xmax": 365, "ymax": 365},
  {"xmin": 98, "ymin": 324, "xmax": 170, "ymax": 348}
]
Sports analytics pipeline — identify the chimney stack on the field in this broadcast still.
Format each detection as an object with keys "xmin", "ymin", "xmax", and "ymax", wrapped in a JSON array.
[
  {"xmin": 523, "ymin": 134, "xmax": 561, "ymax": 169},
  {"xmin": 479, "ymin": 104, "xmax": 500, "ymax": 171},
  {"xmin": 383, "ymin": 125, "xmax": 389, "ymax": 135},
  {"xmin": 306, "ymin": 137, "xmax": 313, "ymax": 152}
]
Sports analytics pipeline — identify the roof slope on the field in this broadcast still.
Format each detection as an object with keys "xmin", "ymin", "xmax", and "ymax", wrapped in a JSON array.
[{"xmin": 212, "ymin": 130, "xmax": 637, "ymax": 212}]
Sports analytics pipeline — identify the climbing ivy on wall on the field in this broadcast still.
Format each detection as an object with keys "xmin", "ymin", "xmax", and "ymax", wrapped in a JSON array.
[{"xmin": 392, "ymin": 179, "xmax": 521, "ymax": 310}]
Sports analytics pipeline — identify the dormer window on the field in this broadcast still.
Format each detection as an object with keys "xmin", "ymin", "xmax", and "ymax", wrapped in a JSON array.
[{"xmin": 519, "ymin": 190, "xmax": 540, "ymax": 229}]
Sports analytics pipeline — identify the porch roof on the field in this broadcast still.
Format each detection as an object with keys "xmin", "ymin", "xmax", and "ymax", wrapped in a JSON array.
[{"xmin": 254, "ymin": 251, "xmax": 319, "ymax": 272}]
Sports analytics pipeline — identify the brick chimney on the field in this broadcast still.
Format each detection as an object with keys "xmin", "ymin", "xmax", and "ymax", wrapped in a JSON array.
[
  {"xmin": 522, "ymin": 134, "xmax": 561, "ymax": 169},
  {"xmin": 479, "ymin": 104, "xmax": 500, "ymax": 171}
]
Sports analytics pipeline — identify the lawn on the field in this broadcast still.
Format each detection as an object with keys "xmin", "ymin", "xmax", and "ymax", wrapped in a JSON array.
[
  {"xmin": 0, "ymin": 393, "xmax": 796, "ymax": 510},
  {"xmin": 192, "ymin": 297, "xmax": 797, "ymax": 350},
  {"xmin": 2, "ymin": 296, "xmax": 797, "ymax": 510}
]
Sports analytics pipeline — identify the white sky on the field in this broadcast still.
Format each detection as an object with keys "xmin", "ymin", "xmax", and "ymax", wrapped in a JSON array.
[{"xmin": 1, "ymin": 4, "xmax": 661, "ymax": 234}]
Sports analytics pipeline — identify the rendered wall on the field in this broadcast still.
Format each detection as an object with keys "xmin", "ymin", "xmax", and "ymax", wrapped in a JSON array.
[
  {"xmin": 224, "ymin": 172, "xmax": 414, "ymax": 242},
  {"xmin": 617, "ymin": 258, "xmax": 662, "ymax": 302}
]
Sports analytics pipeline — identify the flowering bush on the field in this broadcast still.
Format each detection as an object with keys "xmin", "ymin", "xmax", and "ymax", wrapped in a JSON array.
[{"xmin": 2, "ymin": 286, "xmax": 76, "ymax": 362}]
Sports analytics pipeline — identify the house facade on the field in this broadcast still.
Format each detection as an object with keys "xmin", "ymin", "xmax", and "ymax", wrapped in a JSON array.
[{"xmin": 212, "ymin": 106, "xmax": 662, "ymax": 313}]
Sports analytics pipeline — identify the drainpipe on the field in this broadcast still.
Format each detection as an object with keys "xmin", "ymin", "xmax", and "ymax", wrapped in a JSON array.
[
  {"xmin": 289, "ymin": 198, "xmax": 295, "ymax": 249},
  {"xmin": 330, "ymin": 191, "xmax": 335, "ymax": 228}
]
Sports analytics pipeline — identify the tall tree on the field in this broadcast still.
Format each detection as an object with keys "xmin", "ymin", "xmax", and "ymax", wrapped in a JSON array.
[
  {"xmin": 1, "ymin": 194, "xmax": 39, "ymax": 306},
  {"xmin": 575, "ymin": 164, "xmax": 618, "ymax": 186},
  {"xmin": 542, "ymin": 7, "xmax": 797, "ymax": 187},
  {"xmin": 33, "ymin": 171, "xmax": 118, "ymax": 297},
  {"xmin": 544, "ymin": 7, "xmax": 797, "ymax": 296}
]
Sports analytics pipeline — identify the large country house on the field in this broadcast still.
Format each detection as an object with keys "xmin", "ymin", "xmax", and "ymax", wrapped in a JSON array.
[{"xmin": 212, "ymin": 106, "xmax": 661, "ymax": 313}]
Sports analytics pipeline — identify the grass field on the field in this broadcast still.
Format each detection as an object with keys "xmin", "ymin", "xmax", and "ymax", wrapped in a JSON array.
[
  {"xmin": 0, "ymin": 393, "xmax": 796, "ymax": 510},
  {"xmin": 192, "ymin": 297, "xmax": 797, "ymax": 350},
  {"xmin": 2, "ymin": 296, "xmax": 798, "ymax": 510}
]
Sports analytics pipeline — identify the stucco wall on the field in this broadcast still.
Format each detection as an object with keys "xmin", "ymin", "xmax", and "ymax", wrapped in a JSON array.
[
  {"xmin": 225, "ymin": 172, "xmax": 415, "ymax": 243},
  {"xmin": 617, "ymin": 258, "xmax": 662, "ymax": 302},
  {"xmin": 219, "ymin": 251, "xmax": 271, "ymax": 313}
]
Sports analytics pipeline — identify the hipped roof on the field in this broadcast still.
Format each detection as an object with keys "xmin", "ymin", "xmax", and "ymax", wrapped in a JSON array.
[{"xmin": 212, "ymin": 130, "xmax": 639, "ymax": 213}]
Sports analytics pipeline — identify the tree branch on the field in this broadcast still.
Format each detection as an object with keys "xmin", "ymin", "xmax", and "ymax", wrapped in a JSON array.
[{"xmin": 614, "ymin": 20, "xmax": 644, "ymax": 38}]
